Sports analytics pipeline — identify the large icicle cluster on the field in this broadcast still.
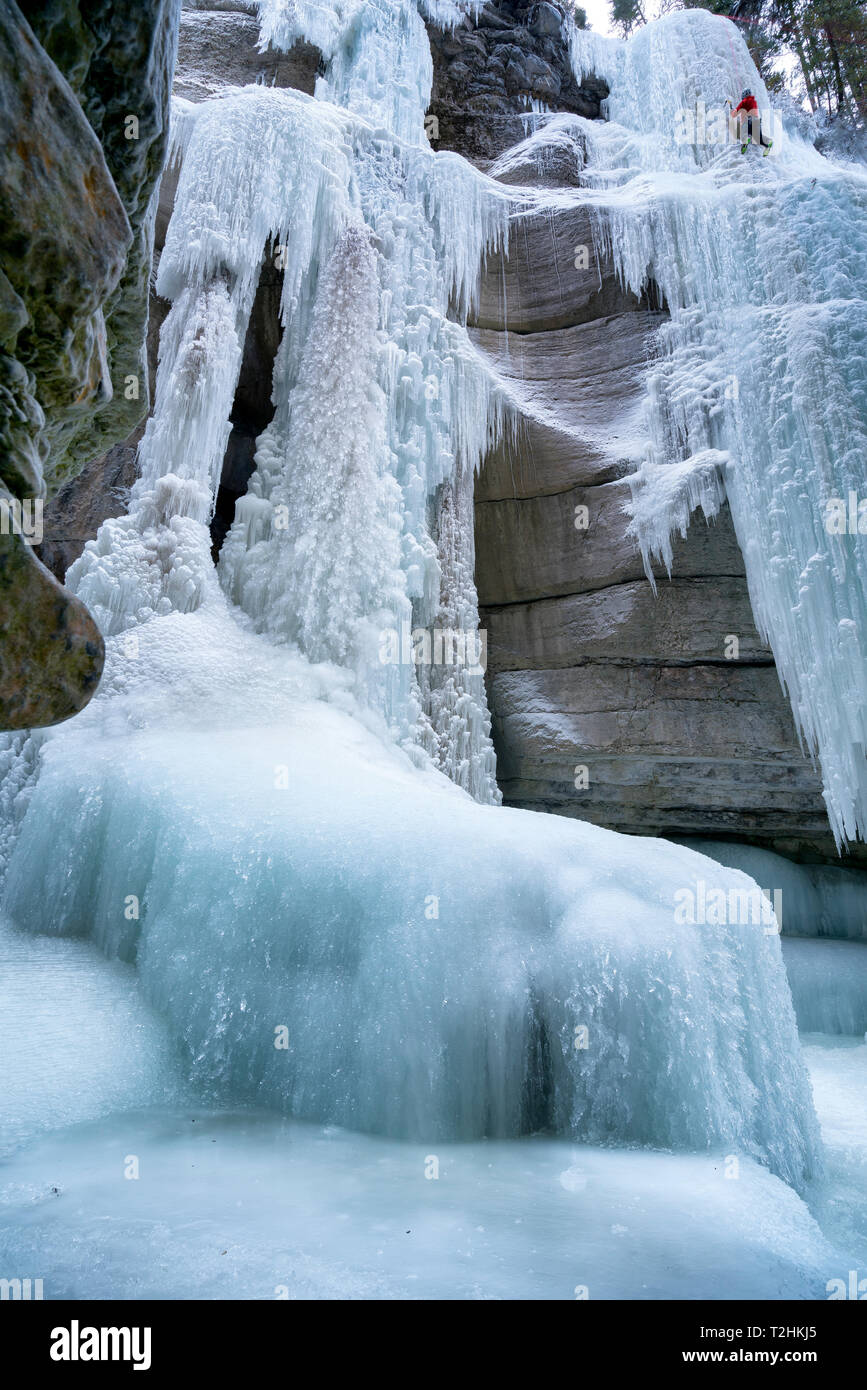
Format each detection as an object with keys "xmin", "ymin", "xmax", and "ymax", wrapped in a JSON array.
[
  {"xmin": 564, "ymin": 9, "xmax": 867, "ymax": 848},
  {"xmin": 257, "ymin": 0, "xmax": 482, "ymax": 145},
  {"xmin": 67, "ymin": 88, "xmax": 352, "ymax": 638},
  {"xmin": 69, "ymin": 1, "xmax": 511, "ymax": 798}
]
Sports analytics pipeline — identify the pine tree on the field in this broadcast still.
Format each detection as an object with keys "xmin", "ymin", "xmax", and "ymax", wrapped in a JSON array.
[
  {"xmin": 664, "ymin": 0, "xmax": 867, "ymax": 126},
  {"xmin": 610, "ymin": 0, "xmax": 647, "ymax": 36}
]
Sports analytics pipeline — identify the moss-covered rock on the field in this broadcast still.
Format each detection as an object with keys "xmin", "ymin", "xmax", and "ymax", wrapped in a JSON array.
[
  {"xmin": 15, "ymin": 0, "xmax": 181, "ymax": 486},
  {"xmin": 0, "ymin": 0, "xmax": 179, "ymax": 728}
]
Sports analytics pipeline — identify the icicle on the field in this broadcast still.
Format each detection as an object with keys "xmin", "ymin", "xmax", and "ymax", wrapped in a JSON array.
[
  {"xmin": 219, "ymin": 223, "xmax": 407, "ymax": 709},
  {"xmin": 165, "ymin": 13, "xmax": 514, "ymax": 786}
]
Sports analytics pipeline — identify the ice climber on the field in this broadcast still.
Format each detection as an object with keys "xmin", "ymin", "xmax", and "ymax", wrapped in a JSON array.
[{"xmin": 731, "ymin": 89, "xmax": 773, "ymax": 156}]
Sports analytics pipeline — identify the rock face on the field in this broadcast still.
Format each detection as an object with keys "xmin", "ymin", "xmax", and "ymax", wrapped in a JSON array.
[
  {"xmin": 210, "ymin": 248, "xmax": 284, "ymax": 555},
  {"xmin": 423, "ymin": 6, "xmax": 851, "ymax": 864},
  {"xmin": 0, "ymin": 0, "xmax": 179, "ymax": 727},
  {"xmin": 427, "ymin": 0, "xmax": 607, "ymax": 164},
  {"xmin": 175, "ymin": 4, "xmax": 320, "ymax": 102},
  {"xmin": 15, "ymin": 0, "xmax": 181, "ymax": 484},
  {"xmin": 0, "ymin": 3, "xmax": 129, "ymax": 501},
  {"xmin": 469, "ymin": 199, "xmax": 835, "ymax": 858},
  {"xmin": 36, "ymin": 303, "xmax": 167, "ymax": 581},
  {"xmin": 0, "ymin": 532, "xmax": 104, "ymax": 729}
]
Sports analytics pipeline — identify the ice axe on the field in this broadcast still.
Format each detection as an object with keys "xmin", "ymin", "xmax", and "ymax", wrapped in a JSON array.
[{"xmin": 724, "ymin": 97, "xmax": 744, "ymax": 149}]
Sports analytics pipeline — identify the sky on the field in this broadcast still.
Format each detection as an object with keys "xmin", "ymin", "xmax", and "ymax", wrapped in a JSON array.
[{"xmin": 581, "ymin": 0, "xmax": 615, "ymax": 34}]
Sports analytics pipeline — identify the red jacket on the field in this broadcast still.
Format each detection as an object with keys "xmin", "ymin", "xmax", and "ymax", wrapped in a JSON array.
[{"xmin": 734, "ymin": 95, "xmax": 758, "ymax": 114}]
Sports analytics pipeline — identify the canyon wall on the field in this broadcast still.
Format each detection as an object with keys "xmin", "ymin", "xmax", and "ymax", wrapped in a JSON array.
[
  {"xmin": 0, "ymin": 0, "xmax": 179, "ymax": 725},
  {"xmin": 428, "ymin": 1, "xmax": 847, "ymax": 865},
  {"xmin": 33, "ymin": 0, "xmax": 856, "ymax": 865}
]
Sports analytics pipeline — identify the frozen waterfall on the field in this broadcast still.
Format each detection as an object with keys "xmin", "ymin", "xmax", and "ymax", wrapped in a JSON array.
[
  {"xmin": 0, "ymin": 2, "xmax": 841, "ymax": 1198},
  {"xmin": 563, "ymin": 9, "xmax": 867, "ymax": 849}
]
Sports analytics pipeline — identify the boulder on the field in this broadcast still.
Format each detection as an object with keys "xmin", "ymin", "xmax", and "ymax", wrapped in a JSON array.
[
  {"xmin": 0, "ymin": 524, "xmax": 104, "ymax": 729},
  {"xmin": 530, "ymin": 3, "xmax": 565, "ymax": 39}
]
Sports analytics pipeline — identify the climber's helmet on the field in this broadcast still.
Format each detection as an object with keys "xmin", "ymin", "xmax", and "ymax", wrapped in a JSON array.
[{"xmin": 741, "ymin": 89, "xmax": 752, "ymax": 99}]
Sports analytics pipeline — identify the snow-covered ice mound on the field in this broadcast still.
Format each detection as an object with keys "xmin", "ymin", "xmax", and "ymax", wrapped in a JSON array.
[
  {"xmin": 0, "ymin": 917, "xmax": 184, "ymax": 1157},
  {"xmin": 1, "ymin": 605, "xmax": 821, "ymax": 1190},
  {"xmin": 1, "ymin": 931, "xmax": 860, "ymax": 1302}
]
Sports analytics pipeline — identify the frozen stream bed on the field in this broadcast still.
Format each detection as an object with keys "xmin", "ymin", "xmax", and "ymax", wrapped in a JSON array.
[
  {"xmin": 0, "ymin": 1104, "xmax": 855, "ymax": 1302},
  {"xmin": 0, "ymin": 921, "xmax": 864, "ymax": 1300}
]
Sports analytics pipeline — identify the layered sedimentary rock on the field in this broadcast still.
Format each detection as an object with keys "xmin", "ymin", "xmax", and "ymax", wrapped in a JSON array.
[
  {"xmin": 470, "ymin": 198, "xmax": 834, "ymax": 858},
  {"xmin": 419, "ymin": 7, "xmax": 848, "ymax": 864},
  {"xmin": 0, "ymin": 0, "xmax": 179, "ymax": 726}
]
